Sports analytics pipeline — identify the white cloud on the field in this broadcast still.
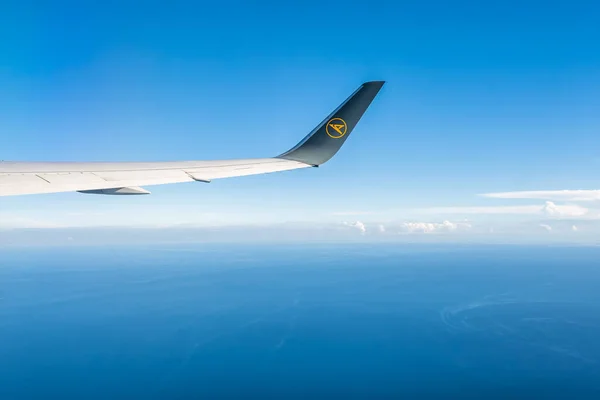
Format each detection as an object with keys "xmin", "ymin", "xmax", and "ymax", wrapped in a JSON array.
[
  {"xmin": 412, "ymin": 205, "xmax": 542, "ymax": 215},
  {"xmin": 572, "ymin": 225, "xmax": 578, "ymax": 232},
  {"xmin": 0, "ymin": 214, "xmax": 67, "ymax": 230},
  {"xmin": 0, "ymin": 206, "xmax": 307, "ymax": 229},
  {"xmin": 480, "ymin": 190, "xmax": 600, "ymax": 202},
  {"xmin": 541, "ymin": 201, "xmax": 588, "ymax": 217},
  {"xmin": 339, "ymin": 220, "xmax": 473, "ymax": 235},
  {"xmin": 540, "ymin": 224, "xmax": 553, "ymax": 232},
  {"xmin": 400, "ymin": 220, "xmax": 471, "ymax": 234},
  {"xmin": 409, "ymin": 202, "xmax": 593, "ymax": 219},
  {"xmin": 331, "ymin": 211, "xmax": 374, "ymax": 216},
  {"xmin": 343, "ymin": 221, "xmax": 367, "ymax": 234}
]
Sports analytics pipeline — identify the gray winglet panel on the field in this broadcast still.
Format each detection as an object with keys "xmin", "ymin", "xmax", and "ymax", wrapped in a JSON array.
[{"xmin": 277, "ymin": 81, "xmax": 385, "ymax": 166}]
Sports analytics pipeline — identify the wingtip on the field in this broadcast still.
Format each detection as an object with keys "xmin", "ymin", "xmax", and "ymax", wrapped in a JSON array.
[{"xmin": 278, "ymin": 79, "xmax": 385, "ymax": 165}]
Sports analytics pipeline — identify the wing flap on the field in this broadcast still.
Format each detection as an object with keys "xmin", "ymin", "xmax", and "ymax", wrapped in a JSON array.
[
  {"xmin": 0, "ymin": 174, "xmax": 45, "ymax": 186},
  {"xmin": 93, "ymin": 169, "xmax": 190, "ymax": 182},
  {"xmin": 37, "ymin": 172, "xmax": 107, "ymax": 185}
]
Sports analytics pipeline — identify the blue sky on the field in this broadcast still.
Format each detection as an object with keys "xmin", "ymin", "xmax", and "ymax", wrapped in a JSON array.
[{"xmin": 1, "ymin": 1, "xmax": 600, "ymax": 242}]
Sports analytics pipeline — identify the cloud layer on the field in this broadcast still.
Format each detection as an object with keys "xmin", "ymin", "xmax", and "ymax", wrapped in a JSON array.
[
  {"xmin": 4, "ymin": 182, "xmax": 600, "ymax": 246},
  {"xmin": 481, "ymin": 190, "xmax": 600, "ymax": 202}
]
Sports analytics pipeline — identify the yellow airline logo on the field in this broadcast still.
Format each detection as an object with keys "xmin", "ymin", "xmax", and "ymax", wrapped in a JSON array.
[{"xmin": 326, "ymin": 117, "xmax": 347, "ymax": 139}]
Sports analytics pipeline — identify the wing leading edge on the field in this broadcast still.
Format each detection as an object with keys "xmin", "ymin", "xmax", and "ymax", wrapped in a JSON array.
[{"xmin": 0, "ymin": 81, "xmax": 385, "ymax": 197}]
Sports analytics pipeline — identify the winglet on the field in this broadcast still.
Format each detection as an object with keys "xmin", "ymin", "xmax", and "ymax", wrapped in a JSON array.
[{"xmin": 277, "ymin": 81, "xmax": 385, "ymax": 166}]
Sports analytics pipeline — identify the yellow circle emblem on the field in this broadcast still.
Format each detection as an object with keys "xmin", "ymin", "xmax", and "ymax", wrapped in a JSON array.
[{"xmin": 326, "ymin": 117, "xmax": 347, "ymax": 139}]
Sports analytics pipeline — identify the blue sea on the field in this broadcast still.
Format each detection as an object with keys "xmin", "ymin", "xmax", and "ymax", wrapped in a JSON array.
[{"xmin": 2, "ymin": 244, "xmax": 600, "ymax": 399}]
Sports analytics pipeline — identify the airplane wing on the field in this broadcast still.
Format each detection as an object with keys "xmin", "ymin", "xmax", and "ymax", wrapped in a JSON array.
[{"xmin": 0, "ymin": 81, "xmax": 385, "ymax": 197}]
